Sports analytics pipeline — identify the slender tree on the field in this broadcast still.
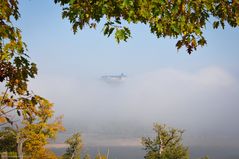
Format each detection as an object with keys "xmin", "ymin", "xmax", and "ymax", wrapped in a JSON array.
[
  {"xmin": 142, "ymin": 123, "xmax": 189, "ymax": 159},
  {"xmin": 63, "ymin": 132, "xmax": 83, "ymax": 159}
]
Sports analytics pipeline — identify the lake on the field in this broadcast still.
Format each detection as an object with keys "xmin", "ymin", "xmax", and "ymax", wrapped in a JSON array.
[{"xmin": 51, "ymin": 146, "xmax": 239, "ymax": 159}]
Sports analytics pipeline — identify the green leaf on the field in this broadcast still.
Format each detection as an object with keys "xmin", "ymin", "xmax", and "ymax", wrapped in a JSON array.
[
  {"xmin": 103, "ymin": 26, "xmax": 109, "ymax": 35},
  {"xmin": 69, "ymin": 0, "xmax": 76, "ymax": 5},
  {"xmin": 213, "ymin": 21, "xmax": 219, "ymax": 29},
  {"xmin": 172, "ymin": 24, "xmax": 180, "ymax": 34},
  {"xmin": 123, "ymin": 0, "xmax": 130, "ymax": 6},
  {"xmin": 108, "ymin": 28, "xmax": 114, "ymax": 37}
]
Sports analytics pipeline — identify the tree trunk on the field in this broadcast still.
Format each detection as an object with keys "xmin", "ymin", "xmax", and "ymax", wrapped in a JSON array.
[
  {"xmin": 70, "ymin": 148, "xmax": 75, "ymax": 159},
  {"xmin": 159, "ymin": 137, "xmax": 164, "ymax": 155},
  {"xmin": 17, "ymin": 133, "xmax": 27, "ymax": 159},
  {"xmin": 17, "ymin": 141, "xmax": 23, "ymax": 159}
]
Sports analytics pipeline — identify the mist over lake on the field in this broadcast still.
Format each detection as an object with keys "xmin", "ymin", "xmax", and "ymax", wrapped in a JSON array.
[{"xmin": 34, "ymin": 67, "xmax": 239, "ymax": 150}]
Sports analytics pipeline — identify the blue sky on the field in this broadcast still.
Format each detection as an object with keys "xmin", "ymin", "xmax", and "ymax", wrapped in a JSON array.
[
  {"xmin": 18, "ymin": 0, "xmax": 239, "ymax": 76},
  {"xmin": 17, "ymin": 0, "xmax": 239, "ymax": 148}
]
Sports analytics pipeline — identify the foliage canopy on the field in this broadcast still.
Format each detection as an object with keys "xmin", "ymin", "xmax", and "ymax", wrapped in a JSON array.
[
  {"xmin": 1, "ymin": 2, "xmax": 64, "ymax": 159},
  {"xmin": 55, "ymin": 0, "xmax": 239, "ymax": 54},
  {"xmin": 0, "ymin": 0, "xmax": 64, "ymax": 136},
  {"xmin": 0, "ymin": 0, "xmax": 39, "ymax": 126},
  {"xmin": 0, "ymin": 0, "xmax": 37, "ymax": 95}
]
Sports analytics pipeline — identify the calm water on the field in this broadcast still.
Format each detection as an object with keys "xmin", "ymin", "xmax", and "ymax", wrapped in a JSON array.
[{"xmin": 51, "ymin": 146, "xmax": 239, "ymax": 159}]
